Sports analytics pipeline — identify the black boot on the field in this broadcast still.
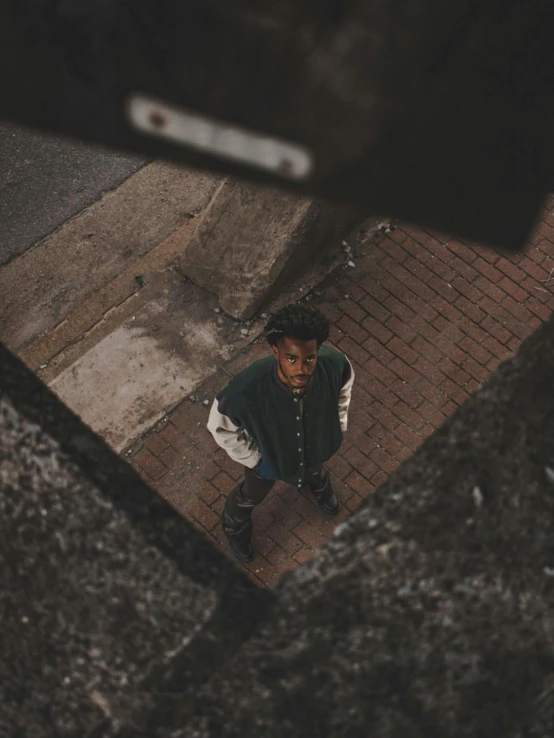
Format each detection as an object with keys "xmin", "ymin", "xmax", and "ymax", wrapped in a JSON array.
[
  {"xmin": 319, "ymin": 494, "xmax": 340, "ymax": 515},
  {"xmin": 224, "ymin": 522, "xmax": 254, "ymax": 562},
  {"xmin": 308, "ymin": 468, "xmax": 340, "ymax": 516},
  {"xmin": 222, "ymin": 492, "xmax": 255, "ymax": 562}
]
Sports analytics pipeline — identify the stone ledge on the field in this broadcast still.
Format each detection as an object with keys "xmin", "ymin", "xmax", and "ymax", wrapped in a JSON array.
[
  {"xmin": 0, "ymin": 342, "xmax": 274, "ymax": 738},
  {"xmin": 179, "ymin": 179, "xmax": 363, "ymax": 319}
]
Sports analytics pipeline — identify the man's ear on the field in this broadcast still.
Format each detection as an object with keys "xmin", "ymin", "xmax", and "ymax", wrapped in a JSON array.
[{"xmin": 270, "ymin": 344, "xmax": 279, "ymax": 359}]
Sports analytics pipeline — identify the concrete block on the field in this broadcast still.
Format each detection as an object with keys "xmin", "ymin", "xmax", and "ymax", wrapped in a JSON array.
[
  {"xmin": 0, "ymin": 343, "xmax": 273, "ymax": 738},
  {"xmin": 179, "ymin": 180, "xmax": 362, "ymax": 319},
  {"xmin": 4, "ymin": 308, "xmax": 554, "ymax": 734}
]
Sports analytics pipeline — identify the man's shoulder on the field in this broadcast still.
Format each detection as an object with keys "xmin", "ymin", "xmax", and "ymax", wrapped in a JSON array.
[
  {"xmin": 223, "ymin": 354, "xmax": 274, "ymax": 398},
  {"xmin": 318, "ymin": 344, "xmax": 349, "ymax": 366}
]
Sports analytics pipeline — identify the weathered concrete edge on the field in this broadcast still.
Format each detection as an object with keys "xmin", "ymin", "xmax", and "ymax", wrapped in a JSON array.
[
  {"xmin": 179, "ymin": 178, "xmax": 365, "ymax": 320},
  {"xmin": 18, "ymin": 178, "xmax": 225, "ymax": 376},
  {"xmin": 0, "ymin": 341, "xmax": 275, "ymax": 685}
]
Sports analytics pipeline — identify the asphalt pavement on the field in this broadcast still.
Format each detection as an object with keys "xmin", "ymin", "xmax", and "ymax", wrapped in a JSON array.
[{"xmin": 0, "ymin": 122, "xmax": 145, "ymax": 265}]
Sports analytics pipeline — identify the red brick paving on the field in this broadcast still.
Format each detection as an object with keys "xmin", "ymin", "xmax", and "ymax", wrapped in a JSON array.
[{"xmin": 128, "ymin": 199, "xmax": 554, "ymax": 587}]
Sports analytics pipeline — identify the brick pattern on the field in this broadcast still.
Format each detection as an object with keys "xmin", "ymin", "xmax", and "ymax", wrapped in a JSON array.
[{"xmin": 129, "ymin": 198, "xmax": 554, "ymax": 587}]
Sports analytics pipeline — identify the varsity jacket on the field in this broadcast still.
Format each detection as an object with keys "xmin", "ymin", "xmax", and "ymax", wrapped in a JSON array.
[{"xmin": 207, "ymin": 345, "xmax": 354, "ymax": 487}]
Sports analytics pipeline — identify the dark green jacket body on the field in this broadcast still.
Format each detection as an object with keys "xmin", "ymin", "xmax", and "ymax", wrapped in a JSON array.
[{"xmin": 216, "ymin": 345, "xmax": 351, "ymax": 486}]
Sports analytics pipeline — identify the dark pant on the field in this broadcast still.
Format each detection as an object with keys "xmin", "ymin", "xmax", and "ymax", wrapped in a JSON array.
[{"xmin": 222, "ymin": 465, "xmax": 333, "ymax": 539}]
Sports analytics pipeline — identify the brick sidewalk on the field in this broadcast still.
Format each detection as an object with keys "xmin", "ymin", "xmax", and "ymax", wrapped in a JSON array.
[{"xmin": 129, "ymin": 199, "xmax": 554, "ymax": 587}]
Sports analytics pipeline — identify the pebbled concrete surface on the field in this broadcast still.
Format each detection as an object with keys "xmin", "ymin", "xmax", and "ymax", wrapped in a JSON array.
[
  {"xmin": 0, "ymin": 343, "xmax": 273, "ymax": 738},
  {"xmin": 0, "ymin": 122, "xmax": 145, "ymax": 266}
]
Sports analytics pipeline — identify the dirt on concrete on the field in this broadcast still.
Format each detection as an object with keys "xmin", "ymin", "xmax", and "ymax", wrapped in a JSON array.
[
  {"xmin": 48, "ymin": 271, "xmax": 261, "ymax": 451},
  {"xmin": 0, "ymin": 162, "xmax": 220, "ymax": 351}
]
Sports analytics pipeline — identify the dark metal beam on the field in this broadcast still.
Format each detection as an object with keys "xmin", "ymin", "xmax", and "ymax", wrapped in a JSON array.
[{"xmin": 2, "ymin": 1, "xmax": 554, "ymax": 248}]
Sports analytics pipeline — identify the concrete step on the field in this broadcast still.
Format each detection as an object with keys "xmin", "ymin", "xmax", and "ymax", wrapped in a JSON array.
[{"xmin": 1, "ymin": 156, "xmax": 381, "ymax": 452}]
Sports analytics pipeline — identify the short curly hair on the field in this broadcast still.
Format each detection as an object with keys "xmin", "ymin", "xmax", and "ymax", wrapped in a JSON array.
[{"xmin": 264, "ymin": 304, "xmax": 330, "ymax": 347}]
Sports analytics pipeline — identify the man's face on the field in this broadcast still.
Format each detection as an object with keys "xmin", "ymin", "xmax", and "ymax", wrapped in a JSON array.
[{"xmin": 272, "ymin": 337, "xmax": 318, "ymax": 390}]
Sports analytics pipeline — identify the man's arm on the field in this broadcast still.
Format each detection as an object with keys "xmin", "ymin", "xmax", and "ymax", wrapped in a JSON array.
[
  {"xmin": 338, "ymin": 357, "xmax": 355, "ymax": 432},
  {"xmin": 207, "ymin": 398, "xmax": 262, "ymax": 468}
]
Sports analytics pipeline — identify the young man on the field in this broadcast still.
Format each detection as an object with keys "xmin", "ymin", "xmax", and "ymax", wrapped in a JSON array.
[{"xmin": 207, "ymin": 304, "xmax": 354, "ymax": 562}]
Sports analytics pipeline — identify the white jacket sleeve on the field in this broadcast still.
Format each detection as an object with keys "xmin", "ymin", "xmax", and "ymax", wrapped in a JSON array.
[
  {"xmin": 207, "ymin": 399, "xmax": 262, "ymax": 469},
  {"xmin": 338, "ymin": 357, "xmax": 355, "ymax": 432}
]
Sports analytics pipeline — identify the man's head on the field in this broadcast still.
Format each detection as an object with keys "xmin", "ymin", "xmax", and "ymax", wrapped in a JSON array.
[{"xmin": 264, "ymin": 304, "xmax": 330, "ymax": 390}]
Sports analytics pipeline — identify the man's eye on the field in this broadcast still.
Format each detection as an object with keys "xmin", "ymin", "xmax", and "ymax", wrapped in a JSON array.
[
  {"xmin": 307, "ymin": 358, "xmax": 314, "ymax": 363},
  {"xmin": 288, "ymin": 357, "xmax": 296, "ymax": 363}
]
